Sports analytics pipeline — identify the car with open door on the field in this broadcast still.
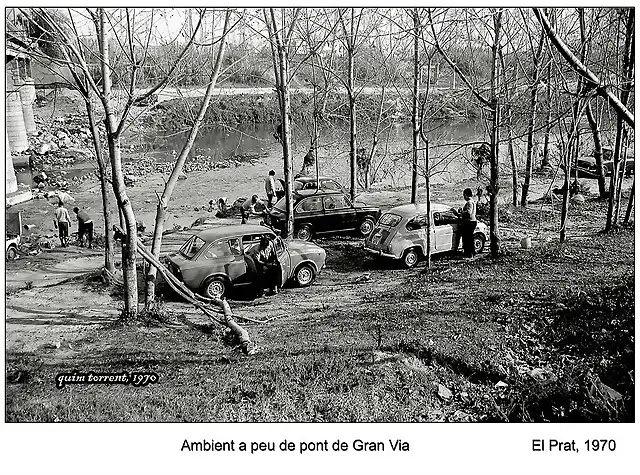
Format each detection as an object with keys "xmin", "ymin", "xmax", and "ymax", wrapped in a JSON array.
[
  {"xmin": 266, "ymin": 190, "xmax": 381, "ymax": 241},
  {"xmin": 364, "ymin": 203, "xmax": 489, "ymax": 268},
  {"xmin": 166, "ymin": 224, "xmax": 326, "ymax": 298}
]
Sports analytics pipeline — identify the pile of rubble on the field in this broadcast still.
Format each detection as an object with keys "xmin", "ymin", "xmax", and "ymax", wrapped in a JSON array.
[{"xmin": 121, "ymin": 151, "xmax": 267, "ymax": 185}]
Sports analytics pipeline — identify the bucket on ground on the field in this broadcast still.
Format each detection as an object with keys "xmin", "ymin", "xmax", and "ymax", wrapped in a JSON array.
[{"xmin": 520, "ymin": 236, "xmax": 532, "ymax": 249}]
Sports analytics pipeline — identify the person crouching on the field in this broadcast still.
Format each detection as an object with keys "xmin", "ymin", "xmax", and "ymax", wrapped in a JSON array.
[{"xmin": 73, "ymin": 207, "xmax": 94, "ymax": 248}]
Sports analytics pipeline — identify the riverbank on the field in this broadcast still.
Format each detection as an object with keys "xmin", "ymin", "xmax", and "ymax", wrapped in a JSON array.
[{"xmin": 149, "ymin": 87, "xmax": 481, "ymax": 132}]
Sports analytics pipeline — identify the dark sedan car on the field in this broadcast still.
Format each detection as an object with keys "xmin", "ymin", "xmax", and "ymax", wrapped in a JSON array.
[{"xmin": 266, "ymin": 190, "xmax": 381, "ymax": 241}]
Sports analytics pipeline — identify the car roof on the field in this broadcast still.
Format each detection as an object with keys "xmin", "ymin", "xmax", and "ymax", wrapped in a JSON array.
[
  {"xmin": 293, "ymin": 189, "xmax": 346, "ymax": 198},
  {"xmin": 386, "ymin": 203, "xmax": 453, "ymax": 217},
  {"xmin": 194, "ymin": 224, "xmax": 274, "ymax": 242},
  {"xmin": 295, "ymin": 176, "xmax": 335, "ymax": 183}
]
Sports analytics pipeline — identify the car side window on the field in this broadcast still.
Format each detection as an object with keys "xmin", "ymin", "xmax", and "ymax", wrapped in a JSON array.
[
  {"xmin": 228, "ymin": 238, "xmax": 242, "ymax": 256},
  {"xmin": 273, "ymin": 237, "xmax": 285, "ymax": 255},
  {"xmin": 406, "ymin": 214, "xmax": 428, "ymax": 231},
  {"xmin": 202, "ymin": 241, "xmax": 232, "ymax": 260},
  {"xmin": 324, "ymin": 180, "xmax": 341, "ymax": 191},
  {"xmin": 323, "ymin": 195, "xmax": 349, "ymax": 210},
  {"xmin": 297, "ymin": 197, "xmax": 323, "ymax": 213}
]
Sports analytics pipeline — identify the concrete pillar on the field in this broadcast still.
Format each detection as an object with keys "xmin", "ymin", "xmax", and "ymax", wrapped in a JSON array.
[
  {"xmin": 6, "ymin": 131, "xmax": 18, "ymax": 193},
  {"xmin": 19, "ymin": 77, "xmax": 37, "ymax": 135},
  {"xmin": 6, "ymin": 74, "xmax": 29, "ymax": 153}
]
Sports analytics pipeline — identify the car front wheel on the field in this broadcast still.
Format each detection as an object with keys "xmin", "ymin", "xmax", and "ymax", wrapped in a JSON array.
[
  {"xmin": 402, "ymin": 248, "xmax": 419, "ymax": 268},
  {"xmin": 294, "ymin": 264, "xmax": 316, "ymax": 287},
  {"xmin": 6, "ymin": 246, "xmax": 18, "ymax": 260},
  {"xmin": 295, "ymin": 224, "xmax": 313, "ymax": 241},
  {"xmin": 473, "ymin": 234, "xmax": 486, "ymax": 254},
  {"xmin": 359, "ymin": 217, "xmax": 375, "ymax": 237},
  {"xmin": 203, "ymin": 276, "xmax": 227, "ymax": 299}
]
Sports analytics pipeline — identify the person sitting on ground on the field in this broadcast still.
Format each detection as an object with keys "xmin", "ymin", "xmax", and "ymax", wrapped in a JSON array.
[
  {"xmin": 73, "ymin": 207, "xmax": 94, "ymax": 248},
  {"xmin": 54, "ymin": 199, "xmax": 71, "ymax": 247},
  {"xmin": 241, "ymin": 194, "xmax": 267, "ymax": 224}
]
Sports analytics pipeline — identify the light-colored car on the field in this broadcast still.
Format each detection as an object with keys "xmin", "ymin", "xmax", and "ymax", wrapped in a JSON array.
[
  {"xmin": 6, "ymin": 235, "xmax": 20, "ymax": 260},
  {"xmin": 364, "ymin": 203, "xmax": 489, "ymax": 268},
  {"xmin": 167, "ymin": 224, "xmax": 326, "ymax": 298}
]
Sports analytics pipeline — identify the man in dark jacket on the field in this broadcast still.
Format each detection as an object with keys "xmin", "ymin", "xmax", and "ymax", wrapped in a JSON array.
[{"xmin": 73, "ymin": 207, "xmax": 94, "ymax": 248}]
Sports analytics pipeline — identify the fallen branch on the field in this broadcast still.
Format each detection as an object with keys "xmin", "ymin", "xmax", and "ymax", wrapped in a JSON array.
[{"xmin": 134, "ymin": 239, "xmax": 255, "ymax": 354}]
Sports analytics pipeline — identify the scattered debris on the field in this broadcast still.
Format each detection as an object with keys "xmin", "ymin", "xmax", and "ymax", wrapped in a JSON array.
[{"xmin": 437, "ymin": 383, "xmax": 453, "ymax": 401}]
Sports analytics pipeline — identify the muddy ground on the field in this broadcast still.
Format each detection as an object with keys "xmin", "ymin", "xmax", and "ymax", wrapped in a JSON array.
[{"xmin": 4, "ymin": 93, "xmax": 635, "ymax": 422}]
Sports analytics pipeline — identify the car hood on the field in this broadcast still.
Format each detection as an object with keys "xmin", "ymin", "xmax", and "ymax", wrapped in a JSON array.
[
  {"xmin": 285, "ymin": 239, "xmax": 325, "ymax": 254},
  {"xmin": 353, "ymin": 201, "xmax": 379, "ymax": 211}
]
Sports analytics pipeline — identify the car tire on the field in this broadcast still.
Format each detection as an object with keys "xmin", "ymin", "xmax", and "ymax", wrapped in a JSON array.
[
  {"xmin": 359, "ymin": 217, "xmax": 376, "ymax": 237},
  {"xmin": 402, "ymin": 248, "xmax": 419, "ymax": 269},
  {"xmin": 295, "ymin": 224, "xmax": 313, "ymax": 241},
  {"xmin": 202, "ymin": 276, "xmax": 228, "ymax": 299},
  {"xmin": 6, "ymin": 245, "xmax": 18, "ymax": 261},
  {"xmin": 473, "ymin": 233, "xmax": 486, "ymax": 254},
  {"xmin": 294, "ymin": 263, "xmax": 316, "ymax": 287}
]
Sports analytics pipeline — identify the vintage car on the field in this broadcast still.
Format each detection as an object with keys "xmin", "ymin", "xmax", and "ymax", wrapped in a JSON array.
[
  {"xmin": 6, "ymin": 235, "xmax": 20, "ymax": 261},
  {"xmin": 166, "ymin": 224, "xmax": 326, "ymax": 298},
  {"xmin": 276, "ymin": 176, "xmax": 346, "ymax": 200},
  {"xmin": 266, "ymin": 190, "xmax": 382, "ymax": 241},
  {"xmin": 574, "ymin": 156, "xmax": 634, "ymax": 178},
  {"xmin": 364, "ymin": 203, "xmax": 490, "ymax": 268}
]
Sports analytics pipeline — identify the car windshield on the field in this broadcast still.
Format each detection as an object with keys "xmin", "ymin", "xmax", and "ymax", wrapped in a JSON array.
[
  {"xmin": 379, "ymin": 213, "xmax": 402, "ymax": 227},
  {"xmin": 179, "ymin": 235, "xmax": 206, "ymax": 259},
  {"xmin": 273, "ymin": 196, "xmax": 287, "ymax": 212}
]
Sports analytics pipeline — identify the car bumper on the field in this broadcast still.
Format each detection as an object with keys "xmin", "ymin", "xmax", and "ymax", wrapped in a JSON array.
[{"xmin": 364, "ymin": 245, "xmax": 397, "ymax": 259}]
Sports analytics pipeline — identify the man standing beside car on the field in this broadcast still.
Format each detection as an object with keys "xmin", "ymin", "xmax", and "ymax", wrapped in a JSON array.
[
  {"xmin": 458, "ymin": 188, "xmax": 477, "ymax": 258},
  {"xmin": 265, "ymin": 170, "xmax": 277, "ymax": 208},
  {"xmin": 252, "ymin": 235, "xmax": 280, "ymax": 296}
]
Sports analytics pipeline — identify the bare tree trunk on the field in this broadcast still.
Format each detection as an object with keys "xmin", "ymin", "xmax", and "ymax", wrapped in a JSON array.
[
  {"xmin": 99, "ymin": 8, "xmax": 138, "ymax": 317},
  {"xmin": 489, "ymin": 11, "xmax": 502, "ymax": 257},
  {"xmin": 559, "ymin": 140, "xmax": 572, "ymax": 243},
  {"xmin": 542, "ymin": 64, "xmax": 553, "ymax": 168},
  {"xmin": 410, "ymin": 8, "xmax": 419, "ymax": 204},
  {"xmin": 585, "ymin": 100, "xmax": 607, "ymax": 197},
  {"xmin": 507, "ymin": 126, "xmax": 518, "ymax": 207},
  {"xmin": 85, "ymin": 100, "xmax": 115, "ymax": 273},
  {"xmin": 615, "ymin": 132, "xmax": 630, "ymax": 222},
  {"xmin": 145, "ymin": 11, "xmax": 231, "ymax": 305},
  {"xmin": 424, "ymin": 142, "xmax": 431, "ymax": 267},
  {"xmin": 521, "ymin": 33, "xmax": 545, "ymax": 207},
  {"xmin": 624, "ymin": 177, "xmax": 634, "ymax": 224},
  {"xmin": 606, "ymin": 8, "xmax": 634, "ymax": 231}
]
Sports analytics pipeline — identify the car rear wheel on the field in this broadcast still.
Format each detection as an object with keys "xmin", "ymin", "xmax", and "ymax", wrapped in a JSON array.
[
  {"xmin": 295, "ymin": 224, "xmax": 313, "ymax": 241},
  {"xmin": 203, "ymin": 277, "xmax": 227, "ymax": 299},
  {"xmin": 294, "ymin": 264, "xmax": 316, "ymax": 287},
  {"xmin": 402, "ymin": 248, "xmax": 419, "ymax": 269},
  {"xmin": 359, "ymin": 217, "xmax": 375, "ymax": 237},
  {"xmin": 473, "ymin": 233, "xmax": 486, "ymax": 254},
  {"xmin": 6, "ymin": 245, "xmax": 18, "ymax": 261}
]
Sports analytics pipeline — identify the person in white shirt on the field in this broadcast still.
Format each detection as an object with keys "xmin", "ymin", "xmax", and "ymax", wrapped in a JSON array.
[
  {"xmin": 53, "ymin": 200, "xmax": 72, "ymax": 247},
  {"xmin": 265, "ymin": 170, "xmax": 276, "ymax": 207}
]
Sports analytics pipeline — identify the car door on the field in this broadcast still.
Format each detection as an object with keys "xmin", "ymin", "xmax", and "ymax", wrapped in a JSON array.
[
  {"xmin": 322, "ymin": 194, "xmax": 357, "ymax": 233},
  {"xmin": 405, "ymin": 214, "xmax": 431, "ymax": 254},
  {"xmin": 295, "ymin": 196, "xmax": 324, "ymax": 231},
  {"xmin": 433, "ymin": 210, "xmax": 457, "ymax": 252},
  {"xmin": 200, "ymin": 238, "xmax": 246, "ymax": 285},
  {"xmin": 273, "ymin": 236, "xmax": 291, "ymax": 286}
]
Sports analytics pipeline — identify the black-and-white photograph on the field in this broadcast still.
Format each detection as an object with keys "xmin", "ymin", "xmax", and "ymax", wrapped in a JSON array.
[{"xmin": 3, "ymin": 4, "xmax": 635, "ymax": 465}]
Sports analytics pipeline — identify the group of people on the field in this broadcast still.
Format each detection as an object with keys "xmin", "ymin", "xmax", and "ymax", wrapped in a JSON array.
[
  {"xmin": 239, "ymin": 169, "xmax": 280, "ymax": 224},
  {"xmin": 53, "ymin": 200, "xmax": 93, "ymax": 248}
]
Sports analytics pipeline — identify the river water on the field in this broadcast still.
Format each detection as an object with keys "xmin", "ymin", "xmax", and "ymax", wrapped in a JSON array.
[
  {"xmin": 18, "ymin": 118, "xmax": 525, "ymax": 189},
  {"xmin": 142, "ymin": 119, "xmax": 504, "ymax": 188}
]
